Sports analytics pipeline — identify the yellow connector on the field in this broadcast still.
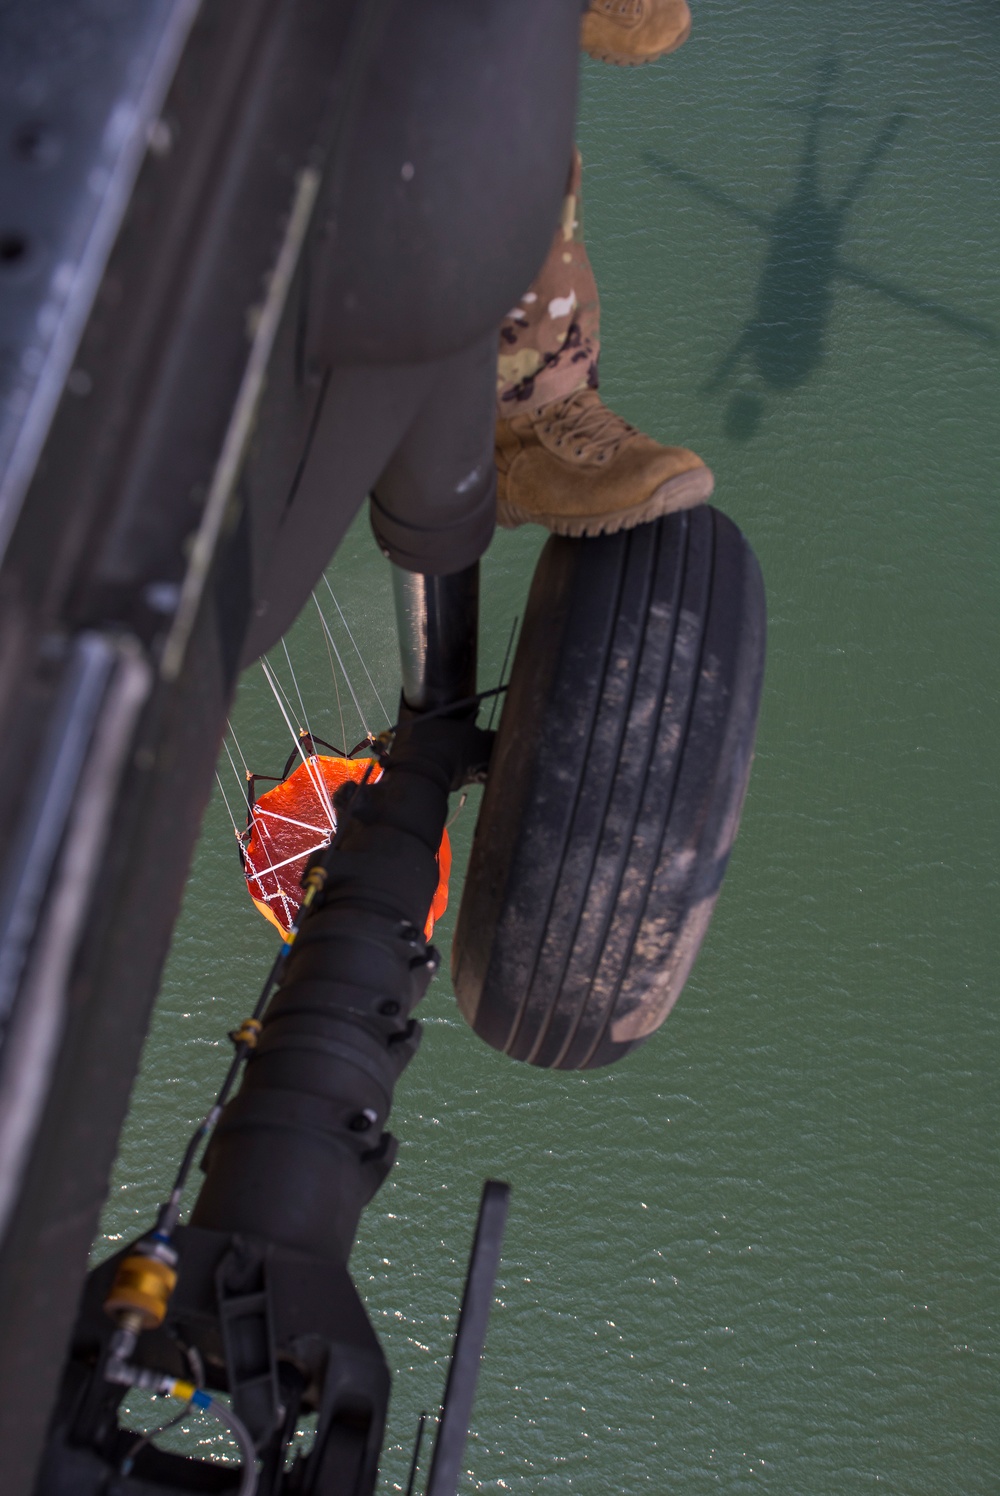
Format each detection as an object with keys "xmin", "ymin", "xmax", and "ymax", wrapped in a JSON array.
[
  {"xmin": 105, "ymin": 1247, "xmax": 177, "ymax": 1332},
  {"xmin": 229, "ymin": 1017, "xmax": 262, "ymax": 1049}
]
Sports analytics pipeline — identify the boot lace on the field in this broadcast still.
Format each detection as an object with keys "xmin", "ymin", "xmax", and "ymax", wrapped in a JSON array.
[
  {"xmin": 538, "ymin": 391, "xmax": 635, "ymax": 464},
  {"xmin": 594, "ymin": 0, "xmax": 643, "ymax": 18}
]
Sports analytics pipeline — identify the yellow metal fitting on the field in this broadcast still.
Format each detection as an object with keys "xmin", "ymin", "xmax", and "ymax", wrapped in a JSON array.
[
  {"xmin": 300, "ymin": 865, "xmax": 327, "ymax": 908},
  {"xmin": 229, "ymin": 1018, "xmax": 262, "ymax": 1049},
  {"xmin": 104, "ymin": 1252, "xmax": 177, "ymax": 1332}
]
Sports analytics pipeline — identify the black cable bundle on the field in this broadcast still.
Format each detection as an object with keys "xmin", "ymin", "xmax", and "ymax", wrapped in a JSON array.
[{"xmin": 191, "ymin": 715, "xmax": 477, "ymax": 1261}]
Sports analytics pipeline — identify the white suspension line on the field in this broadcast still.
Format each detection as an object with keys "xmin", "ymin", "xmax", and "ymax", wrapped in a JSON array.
[
  {"xmin": 311, "ymin": 593, "xmax": 370, "ymax": 738},
  {"xmin": 277, "ymin": 640, "xmax": 341, "ymax": 828},
  {"xmin": 225, "ymin": 723, "xmax": 297, "ymax": 916},
  {"xmin": 281, "ymin": 637, "xmax": 317, "ymax": 747},
  {"xmin": 243, "ymin": 665, "xmax": 338, "ymax": 921},
  {"xmin": 244, "ymin": 838, "xmax": 332, "ymax": 881},
  {"xmin": 245, "ymin": 859, "xmax": 296, "ymax": 928},
  {"xmin": 242, "ymin": 797, "xmax": 300, "ymax": 927},
  {"xmin": 226, "ymin": 721, "xmax": 252, "ymax": 778},
  {"xmin": 252, "ymin": 807, "xmax": 330, "ymax": 835},
  {"xmin": 323, "ymin": 576, "xmax": 391, "ymax": 726},
  {"xmin": 244, "ymin": 816, "xmax": 296, "ymax": 928},
  {"xmin": 214, "ymin": 773, "xmax": 243, "ymax": 838},
  {"xmin": 260, "ymin": 658, "xmax": 337, "ymax": 828},
  {"xmin": 316, "ymin": 606, "xmax": 348, "ymax": 751},
  {"xmin": 221, "ymin": 736, "xmax": 249, "ymax": 805},
  {"xmin": 267, "ymin": 655, "xmax": 303, "ymax": 733}
]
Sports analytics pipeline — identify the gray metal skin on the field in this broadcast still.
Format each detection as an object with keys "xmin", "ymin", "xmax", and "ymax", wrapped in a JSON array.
[
  {"xmin": 0, "ymin": 1, "xmax": 581, "ymax": 1488},
  {"xmin": 0, "ymin": 1, "xmax": 201, "ymax": 562}
]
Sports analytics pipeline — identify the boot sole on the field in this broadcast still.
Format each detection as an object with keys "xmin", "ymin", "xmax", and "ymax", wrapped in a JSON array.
[
  {"xmin": 582, "ymin": 14, "xmax": 692, "ymax": 67},
  {"xmin": 496, "ymin": 462, "xmax": 715, "ymax": 538}
]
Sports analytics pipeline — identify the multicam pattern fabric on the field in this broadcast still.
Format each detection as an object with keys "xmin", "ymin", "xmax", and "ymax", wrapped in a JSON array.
[{"xmin": 496, "ymin": 150, "xmax": 601, "ymax": 416}]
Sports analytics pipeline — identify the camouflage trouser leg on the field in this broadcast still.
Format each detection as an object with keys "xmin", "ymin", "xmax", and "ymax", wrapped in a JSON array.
[{"xmin": 496, "ymin": 150, "xmax": 601, "ymax": 417}]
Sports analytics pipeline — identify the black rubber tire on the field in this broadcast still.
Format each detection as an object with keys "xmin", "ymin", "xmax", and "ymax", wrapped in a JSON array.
[{"xmin": 452, "ymin": 505, "xmax": 766, "ymax": 1069}]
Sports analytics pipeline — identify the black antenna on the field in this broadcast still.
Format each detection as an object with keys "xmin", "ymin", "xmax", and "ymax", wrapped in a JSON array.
[
  {"xmin": 487, "ymin": 617, "xmax": 518, "ymax": 733},
  {"xmin": 424, "ymin": 1180, "xmax": 510, "ymax": 1496},
  {"xmin": 404, "ymin": 1412, "xmax": 428, "ymax": 1496}
]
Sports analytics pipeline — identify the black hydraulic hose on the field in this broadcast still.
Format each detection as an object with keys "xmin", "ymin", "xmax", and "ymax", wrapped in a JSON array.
[
  {"xmin": 152, "ymin": 759, "xmax": 372, "ymax": 1240},
  {"xmin": 154, "ymin": 688, "xmax": 498, "ymax": 1244},
  {"xmin": 191, "ymin": 715, "xmax": 475, "ymax": 1260}
]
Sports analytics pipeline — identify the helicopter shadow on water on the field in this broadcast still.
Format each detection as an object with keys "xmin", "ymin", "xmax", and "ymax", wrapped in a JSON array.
[{"xmin": 644, "ymin": 54, "xmax": 997, "ymax": 441}]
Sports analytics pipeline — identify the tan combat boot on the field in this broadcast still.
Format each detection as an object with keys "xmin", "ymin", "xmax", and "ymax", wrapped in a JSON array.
[
  {"xmin": 581, "ymin": 0, "xmax": 692, "ymax": 66},
  {"xmin": 495, "ymin": 388, "xmax": 713, "ymax": 537}
]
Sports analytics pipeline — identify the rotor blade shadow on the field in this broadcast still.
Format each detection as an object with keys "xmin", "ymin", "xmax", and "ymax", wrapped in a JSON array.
[
  {"xmin": 836, "ymin": 260, "xmax": 999, "ymax": 345},
  {"xmin": 642, "ymin": 152, "xmax": 770, "ymax": 233}
]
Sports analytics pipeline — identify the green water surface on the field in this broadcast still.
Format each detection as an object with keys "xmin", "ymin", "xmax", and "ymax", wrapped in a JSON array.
[{"xmin": 98, "ymin": 3, "xmax": 999, "ymax": 1491}]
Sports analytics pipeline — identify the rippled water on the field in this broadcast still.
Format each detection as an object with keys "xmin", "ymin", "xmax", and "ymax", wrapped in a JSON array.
[{"xmin": 98, "ymin": 3, "xmax": 999, "ymax": 1491}]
